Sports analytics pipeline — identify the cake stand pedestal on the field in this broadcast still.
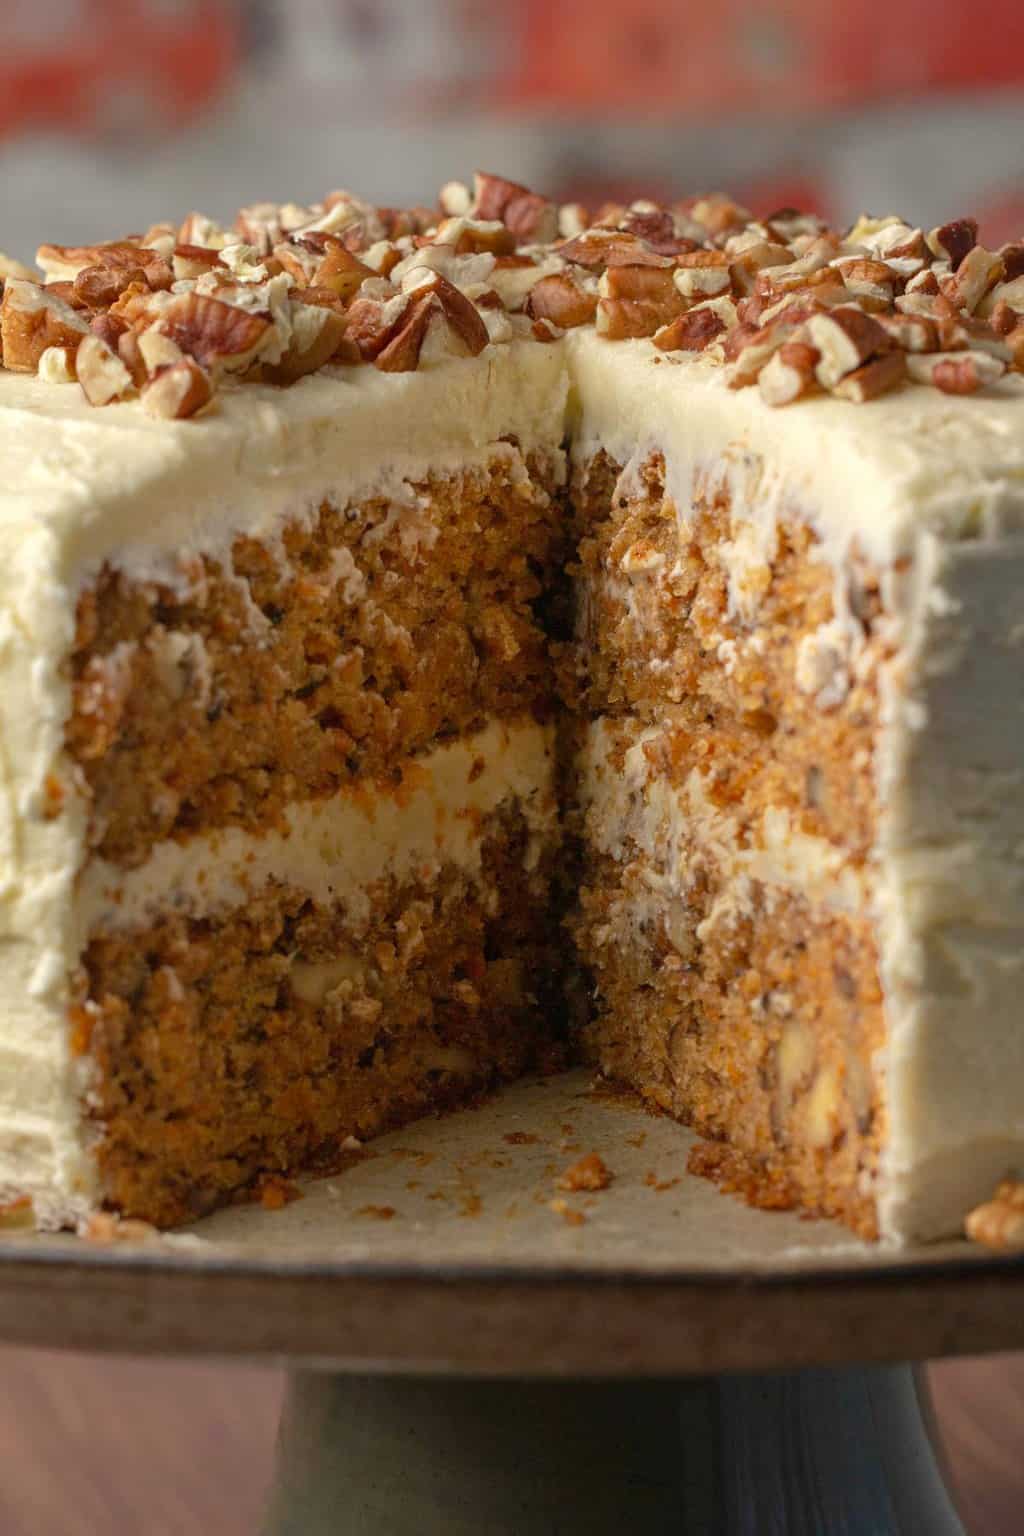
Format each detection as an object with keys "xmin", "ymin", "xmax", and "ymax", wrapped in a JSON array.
[{"xmin": 263, "ymin": 1365, "xmax": 963, "ymax": 1534}]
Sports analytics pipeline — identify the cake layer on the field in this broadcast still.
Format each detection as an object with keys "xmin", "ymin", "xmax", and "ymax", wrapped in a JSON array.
[
  {"xmin": 84, "ymin": 804, "xmax": 561, "ymax": 1226},
  {"xmin": 0, "ymin": 717, "xmax": 558, "ymax": 1227},
  {"xmin": 565, "ymin": 446, "xmax": 884, "ymax": 860},
  {"xmin": 68, "ymin": 445, "xmax": 564, "ymax": 866},
  {"xmin": 80, "ymin": 716, "xmax": 558, "ymax": 934},
  {"xmin": 575, "ymin": 845, "xmax": 883, "ymax": 1236},
  {"xmin": 574, "ymin": 715, "xmax": 884, "ymax": 1237},
  {"xmin": 564, "ymin": 329, "xmax": 1024, "ymax": 574}
]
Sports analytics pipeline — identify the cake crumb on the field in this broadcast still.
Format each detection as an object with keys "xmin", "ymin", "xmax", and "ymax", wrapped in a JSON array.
[
  {"xmin": 644, "ymin": 1171, "xmax": 681, "ymax": 1192},
  {"xmin": 257, "ymin": 1174, "xmax": 303, "ymax": 1211},
  {"xmin": 687, "ymin": 1141, "xmax": 799, "ymax": 1213},
  {"xmin": 549, "ymin": 1198, "xmax": 587, "ymax": 1227},
  {"xmin": 503, "ymin": 1131, "xmax": 540, "ymax": 1146},
  {"xmin": 82, "ymin": 1212, "xmax": 160, "ymax": 1244},
  {"xmin": 966, "ymin": 1179, "xmax": 1024, "ymax": 1250},
  {"xmin": 357, "ymin": 1204, "xmax": 397, "ymax": 1221},
  {"xmin": 558, "ymin": 1151, "xmax": 613, "ymax": 1192}
]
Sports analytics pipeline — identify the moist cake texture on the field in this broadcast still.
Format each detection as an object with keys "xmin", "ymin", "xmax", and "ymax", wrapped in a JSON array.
[{"xmin": 1, "ymin": 176, "xmax": 1023, "ymax": 1241}]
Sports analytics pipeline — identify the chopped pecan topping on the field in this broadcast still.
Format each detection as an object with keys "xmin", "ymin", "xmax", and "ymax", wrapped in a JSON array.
[
  {"xmin": 525, "ymin": 274, "xmax": 597, "ymax": 329},
  {"xmin": 906, "ymin": 349, "xmax": 1005, "ymax": 393},
  {"xmin": 141, "ymin": 358, "xmax": 213, "ymax": 419},
  {"xmin": 926, "ymin": 218, "xmax": 978, "ymax": 267},
  {"xmin": 470, "ymin": 172, "xmax": 558, "ymax": 243},
  {"xmin": 832, "ymin": 350, "xmax": 906, "ymax": 402},
  {"xmin": 807, "ymin": 307, "xmax": 892, "ymax": 388},
  {"xmin": 374, "ymin": 294, "xmax": 435, "ymax": 373},
  {"xmin": 674, "ymin": 251, "xmax": 732, "ymax": 299},
  {"xmin": 0, "ymin": 279, "xmax": 90, "ymax": 372},
  {"xmin": 4, "ymin": 174, "xmax": 1020, "ymax": 412},
  {"xmin": 653, "ymin": 306, "xmax": 726, "ymax": 352},
  {"xmin": 264, "ymin": 304, "xmax": 349, "ymax": 385},
  {"xmin": 156, "ymin": 292, "xmax": 273, "ymax": 374},
  {"xmin": 757, "ymin": 340, "xmax": 820, "ymax": 405},
  {"xmin": 76, "ymin": 334, "xmax": 136, "ymax": 406}
]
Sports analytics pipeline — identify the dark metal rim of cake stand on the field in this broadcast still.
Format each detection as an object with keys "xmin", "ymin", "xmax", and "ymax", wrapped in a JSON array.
[{"xmin": 0, "ymin": 1242, "xmax": 1020, "ymax": 1375}]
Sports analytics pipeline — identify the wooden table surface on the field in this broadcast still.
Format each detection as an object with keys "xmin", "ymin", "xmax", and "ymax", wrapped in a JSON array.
[{"xmin": 0, "ymin": 1350, "xmax": 1019, "ymax": 1534}]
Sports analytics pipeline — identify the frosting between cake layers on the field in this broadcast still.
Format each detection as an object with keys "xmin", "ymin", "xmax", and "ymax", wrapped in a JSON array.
[
  {"xmin": 578, "ymin": 717, "xmax": 872, "ymax": 932},
  {"xmin": 80, "ymin": 716, "xmax": 557, "ymax": 935}
]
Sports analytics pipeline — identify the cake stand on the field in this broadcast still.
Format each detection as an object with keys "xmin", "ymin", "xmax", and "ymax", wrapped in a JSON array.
[{"xmin": 1, "ymin": 1071, "xmax": 1018, "ymax": 1533}]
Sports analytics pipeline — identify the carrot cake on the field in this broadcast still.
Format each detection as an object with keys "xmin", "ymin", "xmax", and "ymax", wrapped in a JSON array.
[{"xmin": 0, "ymin": 175, "xmax": 1022, "ymax": 1242}]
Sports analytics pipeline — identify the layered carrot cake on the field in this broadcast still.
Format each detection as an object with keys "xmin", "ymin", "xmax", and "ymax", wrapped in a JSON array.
[{"xmin": 0, "ymin": 175, "xmax": 1022, "ymax": 1241}]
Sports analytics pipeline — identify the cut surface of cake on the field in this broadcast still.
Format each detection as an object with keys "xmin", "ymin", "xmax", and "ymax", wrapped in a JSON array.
[{"xmin": 0, "ymin": 178, "xmax": 1023, "ymax": 1242}]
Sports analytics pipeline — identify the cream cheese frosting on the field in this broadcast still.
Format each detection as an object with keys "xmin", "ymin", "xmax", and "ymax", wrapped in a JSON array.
[
  {"xmin": 81, "ymin": 717, "xmax": 556, "ymax": 935},
  {"xmin": 2, "ymin": 326, "xmax": 1024, "ymax": 1238}
]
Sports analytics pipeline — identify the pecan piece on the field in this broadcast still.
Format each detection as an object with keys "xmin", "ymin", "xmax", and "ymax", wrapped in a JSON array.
[
  {"xmin": 141, "ymin": 359, "xmax": 213, "ymax": 419},
  {"xmin": 558, "ymin": 230, "xmax": 670, "ymax": 272},
  {"xmin": 76, "ymin": 334, "xmax": 136, "ymax": 406},
  {"xmin": 653, "ymin": 306, "xmax": 726, "ymax": 352},
  {"xmin": 0, "ymin": 279, "xmax": 89, "ymax": 372},
  {"xmin": 525, "ymin": 273, "xmax": 597, "ymax": 329},
  {"xmin": 154, "ymin": 293, "xmax": 273, "ymax": 374},
  {"xmin": 73, "ymin": 263, "xmax": 149, "ymax": 309},
  {"xmin": 345, "ymin": 290, "xmax": 410, "ymax": 361},
  {"xmin": 832, "ymin": 257, "xmax": 894, "ymax": 310},
  {"xmin": 951, "ymin": 245, "xmax": 1005, "ymax": 313},
  {"xmin": 874, "ymin": 312, "xmax": 939, "ymax": 352},
  {"xmin": 471, "ymin": 172, "xmax": 558, "ymax": 243},
  {"xmin": 832, "ymin": 350, "xmax": 907, "ymax": 402},
  {"xmin": 264, "ymin": 303, "xmax": 348, "ymax": 385},
  {"xmin": 757, "ymin": 340, "xmax": 821, "ymax": 406},
  {"xmin": 906, "ymin": 349, "xmax": 1005, "ymax": 393},
  {"xmin": 806, "ymin": 307, "xmax": 892, "ymax": 388},
  {"xmin": 617, "ymin": 208, "xmax": 696, "ymax": 258},
  {"xmin": 311, "ymin": 241, "xmax": 375, "ymax": 304},
  {"xmin": 374, "ymin": 294, "xmax": 435, "ymax": 373},
  {"xmin": 673, "ymin": 251, "xmax": 732, "ymax": 299},
  {"xmin": 406, "ymin": 271, "xmax": 489, "ymax": 356},
  {"xmin": 178, "ymin": 212, "xmax": 228, "ymax": 250},
  {"xmin": 925, "ymin": 218, "xmax": 978, "ymax": 267},
  {"xmin": 173, "ymin": 244, "xmax": 226, "ymax": 282},
  {"xmin": 596, "ymin": 268, "xmax": 685, "ymax": 338}
]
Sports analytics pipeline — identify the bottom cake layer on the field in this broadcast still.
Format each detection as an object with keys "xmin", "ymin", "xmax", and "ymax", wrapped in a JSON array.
[
  {"xmin": 0, "ymin": 715, "xmax": 561, "ymax": 1229},
  {"xmin": 82, "ymin": 805, "xmax": 561, "ymax": 1226},
  {"xmin": 572, "ymin": 716, "xmax": 885, "ymax": 1239}
]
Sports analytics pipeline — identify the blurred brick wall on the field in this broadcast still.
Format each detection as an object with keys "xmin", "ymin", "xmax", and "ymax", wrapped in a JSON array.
[{"xmin": 1, "ymin": 3, "xmax": 1023, "ymax": 269}]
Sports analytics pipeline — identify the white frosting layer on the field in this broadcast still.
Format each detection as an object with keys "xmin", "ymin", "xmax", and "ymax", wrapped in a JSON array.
[
  {"xmin": 82, "ymin": 717, "xmax": 556, "ymax": 935},
  {"xmin": 564, "ymin": 334, "xmax": 1024, "ymax": 1242},
  {"xmin": 0, "ymin": 340, "xmax": 567, "ymax": 584},
  {"xmin": 578, "ymin": 717, "xmax": 870, "ymax": 935},
  {"xmin": 565, "ymin": 329, "xmax": 1024, "ymax": 575},
  {"xmin": 0, "ymin": 343, "xmax": 566, "ymax": 1228}
]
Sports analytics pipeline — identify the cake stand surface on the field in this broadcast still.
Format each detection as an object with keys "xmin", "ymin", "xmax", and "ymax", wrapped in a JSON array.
[{"xmin": 0, "ymin": 1071, "xmax": 1016, "ymax": 1532}]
